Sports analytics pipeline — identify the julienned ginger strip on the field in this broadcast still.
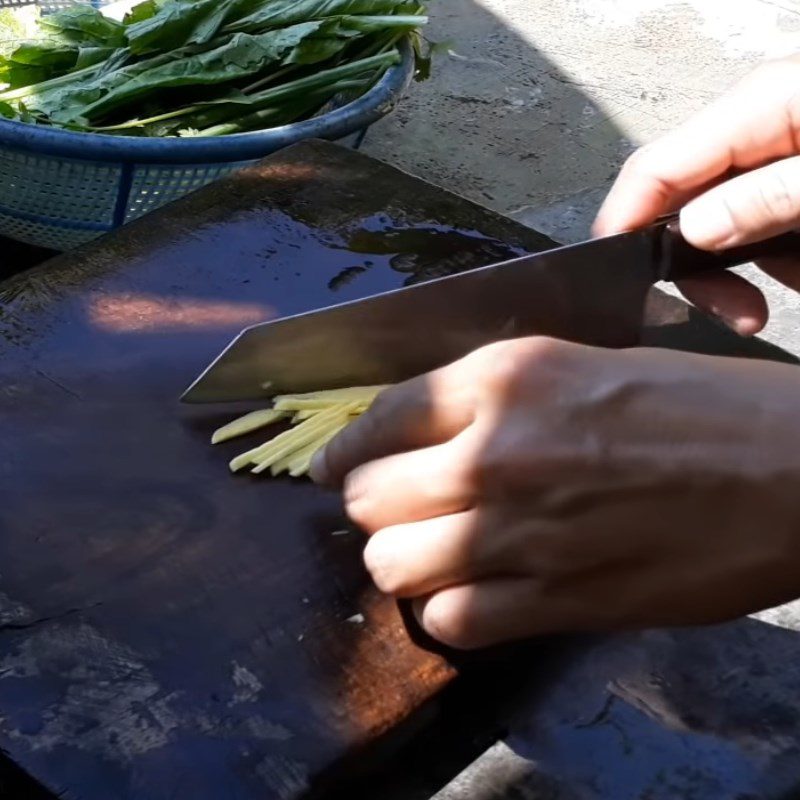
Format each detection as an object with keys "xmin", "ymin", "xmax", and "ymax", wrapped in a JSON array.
[{"xmin": 211, "ymin": 386, "xmax": 387, "ymax": 478}]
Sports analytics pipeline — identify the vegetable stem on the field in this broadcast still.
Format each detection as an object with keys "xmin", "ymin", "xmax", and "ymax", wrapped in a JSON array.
[
  {"xmin": 242, "ymin": 64, "xmax": 295, "ymax": 95},
  {"xmin": 0, "ymin": 60, "xmax": 101, "ymax": 101},
  {"xmin": 197, "ymin": 50, "xmax": 398, "ymax": 136},
  {"xmin": 92, "ymin": 104, "xmax": 203, "ymax": 131}
]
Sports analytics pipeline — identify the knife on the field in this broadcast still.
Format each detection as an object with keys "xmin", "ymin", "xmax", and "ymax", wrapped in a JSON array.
[{"xmin": 181, "ymin": 215, "xmax": 800, "ymax": 403}]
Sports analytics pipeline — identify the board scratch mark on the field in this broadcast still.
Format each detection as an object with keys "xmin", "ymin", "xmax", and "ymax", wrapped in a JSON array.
[{"xmin": 34, "ymin": 370, "xmax": 82, "ymax": 401}]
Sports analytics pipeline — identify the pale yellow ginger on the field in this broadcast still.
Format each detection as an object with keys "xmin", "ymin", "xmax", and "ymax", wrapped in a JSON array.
[
  {"xmin": 210, "ymin": 409, "xmax": 287, "ymax": 444},
  {"xmin": 276, "ymin": 420, "xmax": 350, "ymax": 478},
  {"xmin": 211, "ymin": 386, "xmax": 386, "ymax": 478},
  {"xmin": 250, "ymin": 404, "xmax": 357, "ymax": 475}
]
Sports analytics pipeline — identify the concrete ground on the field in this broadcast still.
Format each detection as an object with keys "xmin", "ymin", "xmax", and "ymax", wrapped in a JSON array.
[
  {"xmin": 361, "ymin": 2, "xmax": 800, "ymax": 797},
  {"xmin": 363, "ymin": 0, "xmax": 800, "ymax": 353}
]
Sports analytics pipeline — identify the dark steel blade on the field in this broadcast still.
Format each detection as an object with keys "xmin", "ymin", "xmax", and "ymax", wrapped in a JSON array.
[{"xmin": 181, "ymin": 228, "xmax": 662, "ymax": 402}]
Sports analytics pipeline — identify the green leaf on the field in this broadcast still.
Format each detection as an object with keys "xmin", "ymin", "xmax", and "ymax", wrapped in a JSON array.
[
  {"xmin": 1, "ymin": 60, "xmax": 56, "ymax": 90},
  {"xmin": 0, "ymin": 99, "xmax": 16, "ymax": 118},
  {"xmin": 126, "ymin": 0, "xmax": 260, "ymax": 54},
  {"xmin": 0, "ymin": 58, "xmax": 104, "ymax": 101},
  {"xmin": 23, "ymin": 43, "xmax": 195, "ymax": 122},
  {"xmin": 1, "ymin": 1, "xmax": 433, "ymax": 137},
  {"xmin": 228, "ymin": 0, "xmax": 419, "ymax": 35},
  {"xmin": 123, "ymin": 0, "xmax": 163, "ymax": 26},
  {"xmin": 197, "ymin": 49, "xmax": 398, "ymax": 135},
  {"xmin": 6, "ymin": 39, "xmax": 78, "ymax": 69},
  {"xmin": 74, "ymin": 46, "xmax": 118, "ymax": 71},
  {"xmin": 77, "ymin": 17, "xmax": 381, "ymax": 123},
  {"xmin": 126, "ymin": 0, "xmax": 421, "ymax": 53},
  {"xmin": 87, "ymin": 25, "xmax": 320, "ymax": 120},
  {"xmin": 37, "ymin": 7, "xmax": 126, "ymax": 48}
]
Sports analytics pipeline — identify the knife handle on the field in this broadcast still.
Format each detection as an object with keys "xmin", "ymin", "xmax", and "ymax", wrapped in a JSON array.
[{"xmin": 658, "ymin": 216, "xmax": 800, "ymax": 282}]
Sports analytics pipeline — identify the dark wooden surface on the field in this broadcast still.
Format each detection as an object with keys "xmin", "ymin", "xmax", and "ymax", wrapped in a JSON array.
[
  {"xmin": 0, "ymin": 139, "xmax": 559, "ymax": 800},
  {"xmin": 1, "ymin": 139, "xmax": 799, "ymax": 800}
]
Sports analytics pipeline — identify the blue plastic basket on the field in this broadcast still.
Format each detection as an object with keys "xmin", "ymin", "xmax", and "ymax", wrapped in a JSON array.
[{"xmin": 0, "ymin": 0, "xmax": 416, "ymax": 250}]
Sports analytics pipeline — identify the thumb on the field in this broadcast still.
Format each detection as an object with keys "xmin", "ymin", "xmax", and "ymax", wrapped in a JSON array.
[{"xmin": 680, "ymin": 155, "xmax": 800, "ymax": 250}]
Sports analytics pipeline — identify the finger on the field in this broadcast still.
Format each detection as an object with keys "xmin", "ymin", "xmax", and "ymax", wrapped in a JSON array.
[
  {"xmin": 364, "ymin": 509, "xmax": 511, "ymax": 598},
  {"xmin": 594, "ymin": 165, "xmax": 716, "ymax": 238},
  {"xmin": 676, "ymin": 271, "xmax": 768, "ymax": 335},
  {"xmin": 680, "ymin": 155, "xmax": 800, "ymax": 249},
  {"xmin": 594, "ymin": 59, "xmax": 800, "ymax": 236},
  {"xmin": 344, "ymin": 438, "xmax": 477, "ymax": 533},
  {"xmin": 411, "ymin": 579, "xmax": 569, "ymax": 650},
  {"xmin": 310, "ymin": 364, "xmax": 477, "ymax": 488}
]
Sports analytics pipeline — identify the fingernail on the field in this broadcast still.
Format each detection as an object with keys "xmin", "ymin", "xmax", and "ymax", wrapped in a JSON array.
[
  {"xmin": 718, "ymin": 313, "xmax": 760, "ymax": 337},
  {"xmin": 715, "ymin": 313, "xmax": 740, "ymax": 333},
  {"xmin": 309, "ymin": 448, "xmax": 329, "ymax": 485},
  {"xmin": 681, "ymin": 197, "xmax": 736, "ymax": 249},
  {"xmin": 707, "ymin": 307, "xmax": 755, "ymax": 336},
  {"xmin": 705, "ymin": 299, "xmax": 758, "ymax": 336}
]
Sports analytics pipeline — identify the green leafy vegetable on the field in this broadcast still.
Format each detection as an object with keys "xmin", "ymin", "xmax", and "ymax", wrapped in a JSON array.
[
  {"xmin": 126, "ymin": 0, "xmax": 256, "ymax": 54},
  {"xmin": 122, "ymin": 0, "xmax": 166, "ymax": 27},
  {"xmin": 80, "ymin": 19, "xmax": 368, "ymax": 121},
  {"xmin": 38, "ymin": 6, "xmax": 126, "ymax": 47},
  {"xmin": 227, "ymin": 0, "xmax": 422, "ymax": 36},
  {"xmin": 196, "ymin": 50, "xmax": 399, "ymax": 135},
  {"xmin": 0, "ymin": 0, "xmax": 434, "ymax": 137}
]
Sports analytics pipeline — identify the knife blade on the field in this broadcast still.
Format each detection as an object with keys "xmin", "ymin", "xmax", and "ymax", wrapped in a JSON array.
[{"xmin": 181, "ymin": 216, "xmax": 799, "ymax": 403}]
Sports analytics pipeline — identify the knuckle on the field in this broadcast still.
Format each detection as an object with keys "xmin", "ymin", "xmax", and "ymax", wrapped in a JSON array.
[
  {"xmin": 714, "ymin": 193, "xmax": 744, "ymax": 236},
  {"xmin": 522, "ymin": 335, "xmax": 571, "ymax": 366},
  {"xmin": 430, "ymin": 437, "xmax": 482, "ymax": 501},
  {"xmin": 756, "ymin": 167, "xmax": 799, "ymax": 225},
  {"xmin": 437, "ymin": 437, "xmax": 479, "ymax": 489},
  {"xmin": 480, "ymin": 337, "xmax": 566, "ymax": 394},
  {"xmin": 471, "ymin": 435, "xmax": 525, "ymax": 491}
]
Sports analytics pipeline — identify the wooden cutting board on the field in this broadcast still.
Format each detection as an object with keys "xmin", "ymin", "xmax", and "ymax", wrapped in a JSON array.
[
  {"xmin": 0, "ymin": 139, "xmax": 559, "ymax": 800},
  {"xmin": 1, "ymin": 139, "xmax": 794, "ymax": 800}
]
